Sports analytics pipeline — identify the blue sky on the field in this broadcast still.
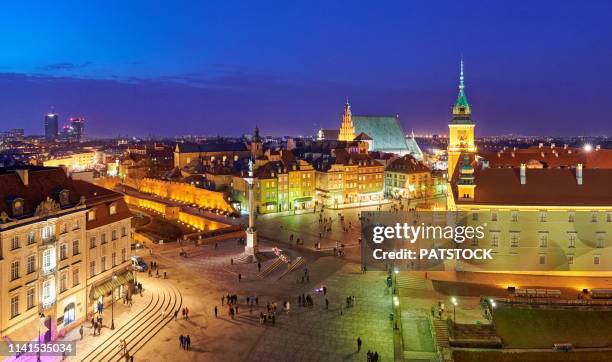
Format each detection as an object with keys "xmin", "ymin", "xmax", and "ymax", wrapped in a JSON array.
[{"xmin": 1, "ymin": 1, "xmax": 611, "ymax": 137}]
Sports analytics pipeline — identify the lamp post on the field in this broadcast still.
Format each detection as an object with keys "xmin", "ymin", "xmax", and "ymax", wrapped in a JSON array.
[
  {"xmin": 451, "ymin": 297, "xmax": 458, "ymax": 323},
  {"xmin": 111, "ymin": 271, "xmax": 117, "ymax": 330},
  {"xmin": 393, "ymin": 268, "xmax": 399, "ymax": 295}
]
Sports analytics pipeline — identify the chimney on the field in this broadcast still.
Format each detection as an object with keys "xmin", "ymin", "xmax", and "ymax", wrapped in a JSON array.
[
  {"xmin": 520, "ymin": 163, "xmax": 526, "ymax": 185},
  {"xmin": 577, "ymin": 164, "xmax": 583, "ymax": 185},
  {"xmin": 16, "ymin": 169, "xmax": 29, "ymax": 186}
]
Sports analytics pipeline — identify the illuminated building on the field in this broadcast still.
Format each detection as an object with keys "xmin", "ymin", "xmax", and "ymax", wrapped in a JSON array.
[
  {"xmin": 443, "ymin": 62, "xmax": 612, "ymax": 273},
  {"xmin": 44, "ymin": 114, "xmax": 59, "ymax": 141},
  {"xmin": 173, "ymin": 142, "xmax": 249, "ymax": 169},
  {"xmin": 313, "ymin": 148, "xmax": 384, "ymax": 207},
  {"xmin": 43, "ymin": 151, "xmax": 96, "ymax": 172},
  {"xmin": 69, "ymin": 118, "xmax": 85, "ymax": 143},
  {"xmin": 447, "ymin": 59, "xmax": 476, "ymax": 179},
  {"xmin": 0, "ymin": 167, "xmax": 132, "ymax": 345},
  {"xmin": 384, "ymin": 154, "xmax": 433, "ymax": 199},
  {"xmin": 232, "ymin": 151, "xmax": 316, "ymax": 214},
  {"xmin": 337, "ymin": 98, "xmax": 356, "ymax": 142}
]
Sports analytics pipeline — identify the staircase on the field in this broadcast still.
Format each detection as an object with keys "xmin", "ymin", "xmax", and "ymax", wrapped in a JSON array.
[
  {"xmin": 395, "ymin": 274, "xmax": 428, "ymax": 290},
  {"xmin": 432, "ymin": 319, "xmax": 450, "ymax": 348},
  {"xmin": 277, "ymin": 256, "xmax": 305, "ymax": 280},
  {"xmin": 256, "ymin": 257, "xmax": 285, "ymax": 279}
]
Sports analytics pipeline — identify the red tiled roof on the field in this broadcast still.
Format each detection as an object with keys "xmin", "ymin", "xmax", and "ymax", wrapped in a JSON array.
[
  {"xmin": 385, "ymin": 154, "xmax": 430, "ymax": 173},
  {"xmin": 454, "ymin": 166, "xmax": 612, "ymax": 206},
  {"xmin": 479, "ymin": 147, "xmax": 612, "ymax": 169}
]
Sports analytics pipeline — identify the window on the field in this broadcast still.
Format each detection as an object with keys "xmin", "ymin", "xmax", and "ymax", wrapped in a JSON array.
[
  {"xmin": 539, "ymin": 255, "xmax": 546, "ymax": 265},
  {"xmin": 539, "ymin": 211, "xmax": 547, "ymax": 223},
  {"xmin": 597, "ymin": 233, "xmax": 606, "ymax": 248},
  {"xmin": 490, "ymin": 232, "xmax": 500, "ymax": 247},
  {"xmin": 511, "ymin": 211, "xmax": 518, "ymax": 223},
  {"xmin": 73, "ymin": 240, "xmax": 80, "ymax": 255},
  {"xmin": 122, "ymin": 248, "xmax": 126, "ymax": 262},
  {"xmin": 510, "ymin": 232, "xmax": 520, "ymax": 247},
  {"xmin": 101, "ymin": 233, "xmax": 107, "ymax": 244},
  {"xmin": 594, "ymin": 255, "xmax": 601, "ymax": 265},
  {"xmin": 27, "ymin": 289, "xmax": 35, "ymax": 310},
  {"xmin": 592, "ymin": 211, "xmax": 598, "ymax": 223},
  {"xmin": 60, "ymin": 223, "xmax": 67, "ymax": 234},
  {"xmin": 112, "ymin": 230, "xmax": 117, "ymax": 241},
  {"xmin": 568, "ymin": 232, "xmax": 576, "ymax": 248},
  {"xmin": 11, "ymin": 235, "xmax": 20, "ymax": 250},
  {"xmin": 10, "ymin": 295, "xmax": 19, "ymax": 318},
  {"xmin": 491, "ymin": 211, "xmax": 498, "ymax": 222},
  {"xmin": 109, "ymin": 203, "xmax": 117, "ymax": 215},
  {"xmin": 112, "ymin": 252, "xmax": 116, "ymax": 267},
  {"xmin": 11, "ymin": 260, "xmax": 20, "ymax": 280},
  {"xmin": 42, "ymin": 249, "xmax": 54, "ymax": 271},
  {"xmin": 90, "ymin": 237, "xmax": 96, "ymax": 249},
  {"xmin": 539, "ymin": 233, "xmax": 548, "ymax": 248},
  {"xmin": 472, "ymin": 213, "xmax": 478, "ymax": 221},
  {"xmin": 44, "ymin": 224, "xmax": 56, "ymax": 239},
  {"xmin": 121, "ymin": 226, "xmax": 127, "ymax": 237},
  {"xmin": 89, "ymin": 261, "xmax": 96, "ymax": 277},
  {"xmin": 60, "ymin": 273, "xmax": 68, "ymax": 293},
  {"xmin": 607, "ymin": 212, "xmax": 612, "ymax": 223},
  {"xmin": 60, "ymin": 244, "xmax": 68, "ymax": 260},
  {"xmin": 568, "ymin": 211, "xmax": 575, "ymax": 223},
  {"xmin": 567, "ymin": 254, "xmax": 574, "ymax": 265},
  {"xmin": 27, "ymin": 255, "xmax": 36, "ymax": 274},
  {"xmin": 73, "ymin": 268, "xmax": 79, "ymax": 287},
  {"xmin": 27, "ymin": 231, "xmax": 35, "ymax": 245},
  {"xmin": 101, "ymin": 256, "xmax": 106, "ymax": 272},
  {"xmin": 88, "ymin": 210, "xmax": 96, "ymax": 221},
  {"xmin": 73, "ymin": 220, "xmax": 80, "ymax": 230}
]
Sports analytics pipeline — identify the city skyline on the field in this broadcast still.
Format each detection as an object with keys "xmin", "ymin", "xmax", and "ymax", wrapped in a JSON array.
[{"xmin": 1, "ymin": 1, "xmax": 611, "ymax": 137}]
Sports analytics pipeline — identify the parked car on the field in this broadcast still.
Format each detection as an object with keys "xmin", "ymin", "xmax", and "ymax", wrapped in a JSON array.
[{"xmin": 131, "ymin": 255, "xmax": 148, "ymax": 271}]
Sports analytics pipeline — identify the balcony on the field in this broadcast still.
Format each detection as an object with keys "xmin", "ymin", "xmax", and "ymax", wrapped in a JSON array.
[
  {"xmin": 41, "ymin": 235, "xmax": 57, "ymax": 246},
  {"xmin": 39, "ymin": 266, "xmax": 57, "ymax": 278}
]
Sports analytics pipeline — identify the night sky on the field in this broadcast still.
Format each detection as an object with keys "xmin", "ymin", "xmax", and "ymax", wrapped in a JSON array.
[{"xmin": 1, "ymin": 1, "xmax": 611, "ymax": 138}]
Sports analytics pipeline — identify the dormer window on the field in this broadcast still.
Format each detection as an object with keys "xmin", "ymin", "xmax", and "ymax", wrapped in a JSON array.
[
  {"xmin": 12, "ymin": 198, "xmax": 25, "ymax": 217},
  {"xmin": 59, "ymin": 189, "xmax": 70, "ymax": 206},
  {"xmin": 88, "ymin": 209, "xmax": 96, "ymax": 221},
  {"xmin": 109, "ymin": 203, "xmax": 117, "ymax": 215}
]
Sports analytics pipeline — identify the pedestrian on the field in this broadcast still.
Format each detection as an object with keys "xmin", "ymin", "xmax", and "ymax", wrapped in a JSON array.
[
  {"xmin": 174, "ymin": 309, "xmax": 179, "ymax": 321},
  {"xmin": 221, "ymin": 295, "xmax": 224, "ymax": 306},
  {"xmin": 357, "ymin": 337, "xmax": 362, "ymax": 352},
  {"xmin": 148, "ymin": 269, "xmax": 152, "ymax": 277},
  {"xmin": 164, "ymin": 271, "xmax": 167, "ymax": 279},
  {"xmin": 230, "ymin": 258, "xmax": 233, "ymax": 265},
  {"xmin": 214, "ymin": 305, "xmax": 218, "ymax": 318},
  {"xmin": 179, "ymin": 335, "xmax": 184, "ymax": 349},
  {"xmin": 185, "ymin": 306, "xmax": 189, "ymax": 320},
  {"xmin": 257, "ymin": 262, "xmax": 261, "ymax": 272},
  {"xmin": 156, "ymin": 269, "xmax": 159, "ymax": 278},
  {"xmin": 238, "ymin": 273, "xmax": 242, "ymax": 282},
  {"xmin": 186, "ymin": 335, "xmax": 191, "ymax": 350},
  {"xmin": 325, "ymin": 298, "xmax": 329, "ymax": 309},
  {"xmin": 182, "ymin": 307, "xmax": 186, "ymax": 320}
]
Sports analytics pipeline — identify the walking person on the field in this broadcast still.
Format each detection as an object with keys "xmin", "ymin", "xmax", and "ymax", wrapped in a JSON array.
[
  {"xmin": 186, "ymin": 335, "xmax": 191, "ymax": 350},
  {"xmin": 79, "ymin": 325, "xmax": 84, "ymax": 340},
  {"xmin": 214, "ymin": 305, "xmax": 218, "ymax": 318},
  {"xmin": 357, "ymin": 337, "xmax": 362, "ymax": 352},
  {"xmin": 179, "ymin": 335, "xmax": 184, "ymax": 349}
]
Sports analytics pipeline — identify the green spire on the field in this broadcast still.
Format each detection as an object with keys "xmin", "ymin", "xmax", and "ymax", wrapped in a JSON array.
[{"xmin": 454, "ymin": 58, "xmax": 470, "ymax": 109}]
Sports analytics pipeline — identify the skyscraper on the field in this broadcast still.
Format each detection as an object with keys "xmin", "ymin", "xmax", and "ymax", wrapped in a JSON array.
[
  {"xmin": 70, "ymin": 117, "xmax": 85, "ymax": 142},
  {"xmin": 44, "ymin": 113, "xmax": 59, "ymax": 141}
]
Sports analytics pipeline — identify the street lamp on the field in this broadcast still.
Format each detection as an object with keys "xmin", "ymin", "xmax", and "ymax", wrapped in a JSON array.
[
  {"xmin": 393, "ymin": 268, "xmax": 399, "ymax": 295},
  {"xmin": 451, "ymin": 297, "xmax": 458, "ymax": 323},
  {"xmin": 111, "ymin": 271, "xmax": 117, "ymax": 330}
]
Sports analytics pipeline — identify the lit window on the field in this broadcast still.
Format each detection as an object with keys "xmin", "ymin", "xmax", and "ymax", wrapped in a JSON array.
[
  {"xmin": 10, "ymin": 295, "xmax": 19, "ymax": 318},
  {"xmin": 11, "ymin": 235, "xmax": 20, "ymax": 250},
  {"xmin": 539, "ymin": 255, "xmax": 546, "ymax": 265},
  {"xmin": 73, "ymin": 268, "xmax": 79, "ymax": 287},
  {"xmin": 568, "ymin": 232, "xmax": 576, "ymax": 248},
  {"xmin": 594, "ymin": 255, "xmax": 601, "ymax": 265},
  {"xmin": 11, "ymin": 260, "xmax": 20, "ymax": 280},
  {"xmin": 27, "ymin": 255, "xmax": 36, "ymax": 274},
  {"xmin": 88, "ymin": 210, "xmax": 96, "ymax": 221},
  {"xmin": 109, "ymin": 203, "xmax": 117, "ymax": 215},
  {"xmin": 73, "ymin": 240, "xmax": 80, "ymax": 255},
  {"xmin": 27, "ymin": 289, "xmax": 35, "ymax": 310},
  {"xmin": 539, "ymin": 233, "xmax": 548, "ymax": 248}
]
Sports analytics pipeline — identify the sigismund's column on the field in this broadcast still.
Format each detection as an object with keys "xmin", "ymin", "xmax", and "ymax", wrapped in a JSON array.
[{"xmin": 244, "ymin": 159, "xmax": 258, "ymax": 260}]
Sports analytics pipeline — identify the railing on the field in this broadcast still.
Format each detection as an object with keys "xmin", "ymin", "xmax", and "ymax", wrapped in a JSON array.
[
  {"xmin": 40, "ymin": 235, "xmax": 57, "ymax": 246},
  {"xmin": 39, "ymin": 267, "xmax": 57, "ymax": 278}
]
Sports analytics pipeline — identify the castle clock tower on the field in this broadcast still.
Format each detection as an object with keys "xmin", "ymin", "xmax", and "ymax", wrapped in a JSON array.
[{"xmin": 447, "ymin": 59, "xmax": 476, "ymax": 179}]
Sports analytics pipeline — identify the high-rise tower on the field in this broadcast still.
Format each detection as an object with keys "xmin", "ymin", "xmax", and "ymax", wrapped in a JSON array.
[
  {"xmin": 44, "ymin": 113, "xmax": 59, "ymax": 141},
  {"xmin": 338, "ymin": 98, "xmax": 356, "ymax": 141},
  {"xmin": 447, "ymin": 59, "xmax": 476, "ymax": 179}
]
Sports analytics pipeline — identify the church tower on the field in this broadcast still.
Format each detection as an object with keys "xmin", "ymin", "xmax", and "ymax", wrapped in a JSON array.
[
  {"xmin": 251, "ymin": 126, "xmax": 263, "ymax": 158},
  {"xmin": 338, "ymin": 98, "xmax": 356, "ymax": 141},
  {"xmin": 447, "ymin": 59, "xmax": 476, "ymax": 179}
]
